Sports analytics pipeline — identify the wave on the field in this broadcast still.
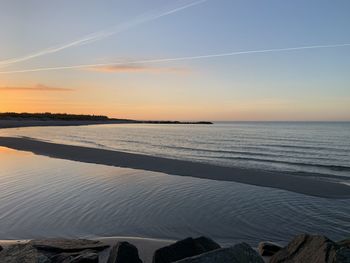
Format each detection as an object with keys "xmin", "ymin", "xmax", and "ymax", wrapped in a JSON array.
[
  {"xmin": 160, "ymin": 145, "xmax": 347, "ymax": 163},
  {"xmin": 210, "ymin": 156, "xmax": 350, "ymax": 173},
  {"xmin": 261, "ymin": 144, "xmax": 349, "ymax": 153}
]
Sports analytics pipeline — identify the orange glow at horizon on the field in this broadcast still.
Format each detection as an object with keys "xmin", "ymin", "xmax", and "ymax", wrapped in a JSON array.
[
  {"xmin": 2, "ymin": 88, "xmax": 349, "ymax": 121},
  {"xmin": 1, "ymin": 76, "xmax": 349, "ymax": 122}
]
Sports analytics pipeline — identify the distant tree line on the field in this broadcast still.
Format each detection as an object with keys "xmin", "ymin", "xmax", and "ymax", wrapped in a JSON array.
[
  {"xmin": 0, "ymin": 112, "xmax": 212, "ymax": 124},
  {"xmin": 0, "ymin": 112, "xmax": 109, "ymax": 121}
]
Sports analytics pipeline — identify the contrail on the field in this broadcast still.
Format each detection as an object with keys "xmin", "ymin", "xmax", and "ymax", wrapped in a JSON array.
[
  {"xmin": 0, "ymin": 0, "xmax": 207, "ymax": 67},
  {"xmin": 1, "ymin": 43, "xmax": 349, "ymax": 74}
]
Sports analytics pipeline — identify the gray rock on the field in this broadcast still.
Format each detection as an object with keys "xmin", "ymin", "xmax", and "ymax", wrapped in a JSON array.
[
  {"xmin": 107, "ymin": 241, "xmax": 142, "ymax": 263},
  {"xmin": 174, "ymin": 242, "xmax": 264, "ymax": 263},
  {"xmin": 0, "ymin": 243, "xmax": 51, "ymax": 263},
  {"xmin": 30, "ymin": 239, "xmax": 109, "ymax": 252},
  {"xmin": 0, "ymin": 240, "xmax": 104, "ymax": 263},
  {"xmin": 270, "ymin": 233, "xmax": 350, "ymax": 263},
  {"xmin": 153, "ymin": 236, "xmax": 220, "ymax": 263},
  {"xmin": 258, "ymin": 241, "xmax": 282, "ymax": 256}
]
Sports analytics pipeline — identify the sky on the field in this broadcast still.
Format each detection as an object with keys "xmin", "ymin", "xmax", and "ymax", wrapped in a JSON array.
[{"xmin": 0, "ymin": 0, "xmax": 349, "ymax": 121}]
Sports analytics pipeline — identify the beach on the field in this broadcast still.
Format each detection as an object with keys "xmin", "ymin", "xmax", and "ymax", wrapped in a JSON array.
[
  {"xmin": 2, "ymin": 0, "xmax": 350, "ymax": 260},
  {"xmin": 0, "ymin": 121, "xmax": 349, "ymax": 262}
]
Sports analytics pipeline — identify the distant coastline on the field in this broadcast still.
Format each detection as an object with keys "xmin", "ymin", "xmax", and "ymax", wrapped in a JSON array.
[{"xmin": 0, "ymin": 112, "xmax": 212, "ymax": 129}]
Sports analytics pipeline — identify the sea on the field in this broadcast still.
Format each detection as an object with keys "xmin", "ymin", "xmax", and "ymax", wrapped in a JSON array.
[{"xmin": 0, "ymin": 122, "xmax": 349, "ymax": 244}]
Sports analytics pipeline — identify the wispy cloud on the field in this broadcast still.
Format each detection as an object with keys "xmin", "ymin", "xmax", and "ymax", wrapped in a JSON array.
[
  {"xmin": 1, "ymin": 43, "xmax": 349, "ymax": 74},
  {"xmin": 0, "ymin": 0, "xmax": 207, "ymax": 68},
  {"xmin": 0, "ymin": 84, "xmax": 73, "ymax": 92},
  {"xmin": 88, "ymin": 64, "xmax": 190, "ymax": 74}
]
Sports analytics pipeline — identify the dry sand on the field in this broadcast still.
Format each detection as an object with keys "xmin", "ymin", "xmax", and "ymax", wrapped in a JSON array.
[{"xmin": 0, "ymin": 136, "xmax": 349, "ymax": 199}]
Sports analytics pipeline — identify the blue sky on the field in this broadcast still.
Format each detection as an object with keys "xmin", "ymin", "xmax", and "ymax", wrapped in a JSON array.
[{"xmin": 1, "ymin": 0, "xmax": 350, "ymax": 120}]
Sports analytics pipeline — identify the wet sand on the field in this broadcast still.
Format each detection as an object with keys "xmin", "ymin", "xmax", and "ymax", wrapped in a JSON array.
[{"xmin": 0, "ymin": 136, "xmax": 349, "ymax": 199}]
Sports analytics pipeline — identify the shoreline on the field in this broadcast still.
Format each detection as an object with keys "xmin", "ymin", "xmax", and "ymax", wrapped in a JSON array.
[
  {"xmin": 0, "ymin": 119, "xmax": 212, "ymax": 129},
  {"xmin": 0, "ymin": 136, "xmax": 349, "ymax": 199},
  {"xmin": 0, "ymin": 120, "xmax": 130, "ymax": 129}
]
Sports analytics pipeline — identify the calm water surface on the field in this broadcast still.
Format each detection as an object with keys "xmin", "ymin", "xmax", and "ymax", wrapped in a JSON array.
[
  {"xmin": 1, "ymin": 123, "xmax": 349, "ymax": 244},
  {"xmin": 0, "ymin": 147, "xmax": 349, "ymax": 245}
]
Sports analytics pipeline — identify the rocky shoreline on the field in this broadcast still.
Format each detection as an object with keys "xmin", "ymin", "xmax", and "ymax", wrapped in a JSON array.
[{"xmin": 0, "ymin": 234, "xmax": 349, "ymax": 263}]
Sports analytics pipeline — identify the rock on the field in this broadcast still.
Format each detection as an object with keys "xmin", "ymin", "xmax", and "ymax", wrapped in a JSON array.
[
  {"xmin": 50, "ymin": 249, "xmax": 98, "ymax": 263},
  {"xmin": 30, "ymin": 239, "xmax": 109, "ymax": 252},
  {"xmin": 258, "ymin": 241, "xmax": 282, "ymax": 256},
  {"xmin": 193, "ymin": 236, "xmax": 221, "ymax": 251},
  {"xmin": 336, "ymin": 247, "xmax": 350, "ymax": 262},
  {"xmin": 107, "ymin": 241, "xmax": 142, "ymax": 263},
  {"xmin": 152, "ymin": 236, "xmax": 220, "ymax": 263},
  {"xmin": 70, "ymin": 251, "xmax": 99, "ymax": 263},
  {"xmin": 338, "ymin": 239, "xmax": 350, "ymax": 249},
  {"xmin": 0, "ymin": 240, "xmax": 105, "ymax": 263},
  {"xmin": 0, "ymin": 245, "xmax": 3, "ymax": 252},
  {"xmin": 0, "ymin": 243, "xmax": 51, "ymax": 263},
  {"xmin": 270, "ymin": 233, "xmax": 350, "ymax": 263},
  {"xmin": 174, "ymin": 242, "xmax": 264, "ymax": 263}
]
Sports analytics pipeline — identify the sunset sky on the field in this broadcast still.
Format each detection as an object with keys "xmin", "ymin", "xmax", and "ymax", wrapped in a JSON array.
[{"xmin": 1, "ymin": 0, "xmax": 349, "ymax": 121}]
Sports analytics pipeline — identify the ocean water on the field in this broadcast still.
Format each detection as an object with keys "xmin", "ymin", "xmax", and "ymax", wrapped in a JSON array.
[
  {"xmin": 0, "ymin": 147, "xmax": 349, "ymax": 244},
  {"xmin": 2, "ymin": 122, "xmax": 350, "ymax": 182}
]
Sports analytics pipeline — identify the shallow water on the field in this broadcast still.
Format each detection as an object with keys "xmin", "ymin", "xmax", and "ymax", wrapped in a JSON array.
[
  {"xmin": 1, "ymin": 122, "xmax": 349, "ymax": 181},
  {"xmin": 0, "ymin": 147, "xmax": 349, "ymax": 245}
]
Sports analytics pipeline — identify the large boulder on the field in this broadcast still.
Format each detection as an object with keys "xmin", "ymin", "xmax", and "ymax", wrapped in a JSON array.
[
  {"xmin": 0, "ymin": 243, "xmax": 51, "ymax": 263},
  {"xmin": 30, "ymin": 239, "xmax": 109, "ymax": 252},
  {"xmin": 107, "ymin": 241, "xmax": 142, "ymax": 263},
  {"xmin": 174, "ymin": 242, "xmax": 264, "ymax": 263},
  {"xmin": 258, "ymin": 241, "xmax": 282, "ymax": 256},
  {"xmin": 270, "ymin": 233, "xmax": 350, "ymax": 263},
  {"xmin": 152, "ymin": 236, "xmax": 220, "ymax": 263}
]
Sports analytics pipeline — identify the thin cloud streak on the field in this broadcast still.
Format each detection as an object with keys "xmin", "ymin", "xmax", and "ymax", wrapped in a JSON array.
[
  {"xmin": 88, "ymin": 64, "xmax": 190, "ymax": 74},
  {"xmin": 0, "ymin": 84, "xmax": 73, "ymax": 92},
  {"xmin": 1, "ymin": 43, "xmax": 349, "ymax": 74},
  {"xmin": 0, "ymin": 0, "xmax": 207, "ymax": 67}
]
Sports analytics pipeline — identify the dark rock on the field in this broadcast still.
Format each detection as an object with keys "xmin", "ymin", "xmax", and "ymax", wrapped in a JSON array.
[
  {"xmin": 0, "ymin": 245, "xmax": 3, "ymax": 252},
  {"xmin": 258, "ymin": 241, "xmax": 282, "ymax": 256},
  {"xmin": 107, "ymin": 241, "xmax": 142, "ymax": 263},
  {"xmin": 50, "ymin": 249, "xmax": 98, "ymax": 263},
  {"xmin": 270, "ymin": 233, "xmax": 350, "ymax": 263},
  {"xmin": 338, "ymin": 239, "xmax": 350, "ymax": 249},
  {"xmin": 70, "ymin": 251, "xmax": 99, "ymax": 263},
  {"xmin": 193, "ymin": 236, "xmax": 220, "ymax": 251},
  {"xmin": 152, "ymin": 236, "xmax": 220, "ymax": 263},
  {"xmin": 336, "ymin": 247, "xmax": 350, "ymax": 262},
  {"xmin": 174, "ymin": 242, "xmax": 264, "ymax": 263},
  {"xmin": 30, "ymin": 239, "xmax": 109, "ymax": 252},
  {"xmin": 0, "ymin": 243, "xmax": 51, "ymax": 263}
]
